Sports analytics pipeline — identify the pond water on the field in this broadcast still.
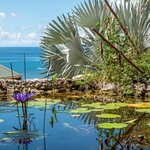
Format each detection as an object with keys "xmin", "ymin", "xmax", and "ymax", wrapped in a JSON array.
[{"xmin": 0, "ymin": 98, "xmax": 150, "ymax": 150}]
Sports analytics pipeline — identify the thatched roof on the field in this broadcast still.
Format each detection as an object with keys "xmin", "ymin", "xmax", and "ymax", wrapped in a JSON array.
[{"xmin": 0, "ymin": 64, "xmax": 22, "ymax": 80}]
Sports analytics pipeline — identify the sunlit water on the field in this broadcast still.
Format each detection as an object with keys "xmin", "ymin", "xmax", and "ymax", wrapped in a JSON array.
[
  {"xmin": 0, "ymin": 47, "xmax": 43, "ymax": 79},
  {"xmin": 0, "ymin": 99, "xmax": 150, "ymax": 150}
]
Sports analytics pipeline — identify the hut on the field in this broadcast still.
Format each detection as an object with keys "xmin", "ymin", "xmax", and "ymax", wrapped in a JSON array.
[{"xmin": 0, "ymin": 64, "xmax": 22, "ymax": 80}]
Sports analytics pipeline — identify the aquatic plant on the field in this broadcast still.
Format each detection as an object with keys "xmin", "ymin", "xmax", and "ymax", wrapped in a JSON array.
[
  {"xmin": 97, "ymin": 123, "xmax": 128, "ymax": 129},
  {"xmin": 135, "ymin": 109, "xmax": 150, "ymax": 114},
  {"xmin": 96, "ymin": 113, "xmax": 121, "ymax": 119},
  {"xmin": 12, "ymin": 91, "xmax": 36, "ymax": 102},
  {"xmin": 12, "ymin": 91, "xmax": 36, "ymax": 130}
]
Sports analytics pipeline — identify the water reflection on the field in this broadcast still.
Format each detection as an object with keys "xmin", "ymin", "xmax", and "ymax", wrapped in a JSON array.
[
  {"xmin": 0, "ymin": 98, "xmax": 150, "ymax": 150},
  {"xmin": 60, "ymin": 99, "xmax": 150, "ymax": 149}
]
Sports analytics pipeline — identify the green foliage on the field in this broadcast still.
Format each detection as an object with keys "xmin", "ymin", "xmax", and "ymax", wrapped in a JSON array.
[
  {"xmin": 70, "ymin": 108, "xmax": 91, "ymax": 114},
  {"xmin": 51, "ymin": 74, "xmax": 57, "ymax": 84},
  {"xmin": 96, "ymin": 113, "xmax": 121, "ymax": 118},
  {"xmin": 97, "ymin": 123, "xmax": 128, "ymax": 129},
  {"xmin": 115, "ymin": 0, "xmax": 150, "ymax": 52},
  {"xmin": 135, "ymin": 109, "xmax": 150, "ymax": 114},
  {"xmin": 40, "ymin": 0, "xmax": 150, "ymax": 96}
]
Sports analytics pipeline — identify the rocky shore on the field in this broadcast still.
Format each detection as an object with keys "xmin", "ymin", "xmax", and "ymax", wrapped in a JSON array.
[{"xmin": 0, "ymin": 78, "xmax": 150, "ymax": 100}]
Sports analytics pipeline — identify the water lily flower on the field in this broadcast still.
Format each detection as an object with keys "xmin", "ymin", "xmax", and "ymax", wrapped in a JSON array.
[{"xmin": 12, "ymin": 91, "xmax": 36, "ymax": 102}]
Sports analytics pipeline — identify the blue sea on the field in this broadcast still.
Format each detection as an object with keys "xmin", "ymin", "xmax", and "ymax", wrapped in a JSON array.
[{"xmin": 0, "ymin": 47, "xmax": 44, "ymax": 79}]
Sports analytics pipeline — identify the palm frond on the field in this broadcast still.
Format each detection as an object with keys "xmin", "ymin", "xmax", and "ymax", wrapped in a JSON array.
[
  {"xmin": 73, "ymin": 0, "xmax": 110, "ymax": 31},
  {"xmin": 115, "ymin": 0, "xmax": 150, "ymax": 51},
  {"xmin": 41, "ymin": 13, "xmax": 99, "ymax": 78}
]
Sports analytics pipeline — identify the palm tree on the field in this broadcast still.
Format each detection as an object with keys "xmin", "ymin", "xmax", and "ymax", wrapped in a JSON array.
[
  {"xmin": 40, "ymin": 0, "xmax": 149, "ymax": 78},
  {"xmin": 40, "ymin": 14, "xmax": 106, "ymax": 78}
]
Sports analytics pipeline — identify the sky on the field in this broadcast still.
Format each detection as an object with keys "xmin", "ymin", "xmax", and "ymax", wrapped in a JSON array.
[
  {"xmin": 0, "ymin": 0, "xmax": 86, "ymax": 47},
  {"xmin": 0, "ymin": 0, "xmax": 118, "ymax": 47}
]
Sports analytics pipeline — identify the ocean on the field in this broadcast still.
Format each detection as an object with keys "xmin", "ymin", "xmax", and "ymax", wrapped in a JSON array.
[{"xmin": 0, "ymin": 47, "xmax": 44, "ymax": 79}]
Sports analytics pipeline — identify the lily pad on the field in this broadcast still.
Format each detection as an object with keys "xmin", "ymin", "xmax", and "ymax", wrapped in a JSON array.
[
  {"xmin": 135, "ymin": 109, "xmax": 150, "ymax": 113},
  {"xmin": 104, "ymin": 102, "xmax": 128, "ymax": 108},
  {"xmin": 4, "ymin": 130, "xmax": 42, "ymax": 139},
  {"xmin": 100, "ymin": 105, "xmax": 120, "ymax": 110},
  {"xmin": 71, "ymin": 114, "xmax": 81, "ymax": 117},
  {"xmin": 0, "ymin": 107, "xmax": 17, "ymax": 113},
  {"xmin": 81, "ymin": 102, "xmax": 121, "ymax": 110},
  {"xmin": 28, "ymin": 99, "xmax": 61, "ymax": 109},
  {"xmin": 90, "ymin": 109, "xmax": 103, "ymax": 112},
  {"xmin": 0, "ymin": 137, "xmax": 11, "ymax": 143},
  {"xmin": 128, "ymin": 103, "xmax": 150, "ymax": 108},
  {"xmin": 81, "ymin": 102, "xmax": 102, "ymax": 108},
  {"xmin": 98, "ymin": 123, "xmax": 128, "ymax": 129},
  {"xmin": 96, "ymin": 113, "xmax": 121, "ymax": 118},
  {"xmin": 0, "ymin": 119, "xmax": 4, "ymax": 123},
  {"xmin": 110, "ymin": 102, "xmax": 128, "ymax": 107},
  {"xmin": 70, "ymin": 108, "xmax": 91, "ymax": 114}
]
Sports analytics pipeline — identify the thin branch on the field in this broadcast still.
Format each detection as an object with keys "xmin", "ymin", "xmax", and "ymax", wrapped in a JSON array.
[
  {"xmin": 100, "ymin": 42, "xmax": 104, "ymax": 63},
  {"xmin": 91, "ymin": 28, "xmax": 144, "ymax": 74},
  {"xmin": 104, "ymin": 0, "xmax": 139, "ymax": 54}
]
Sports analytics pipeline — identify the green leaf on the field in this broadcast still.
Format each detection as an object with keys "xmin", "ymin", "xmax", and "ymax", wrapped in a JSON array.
[
  {"xmin": 52, "ymin": 74, "xmax": 57, "ymax": 83},
  {"xmin": 96, "ymin": 113, "xmax": 121, "ymax": 118},
  {"xmin": 135, "ymin": 109, "xmax": 150, "ymax": 113},
  {"xmin": 81, "ymin": 102, "xmax": 102, "ymax": 108},
  {"xmin": 105, "ymin": 102, "xmax": 128, "ymax": 107},
  {"xmin": 28, "ymin": 99, "xmax": 61, "ymax": 109},
  {"xmin": 125, "ymin": 119, "xmax": 138, "ymax": 124},
  {"xmin": 52, "ymin": 107, "xmax": 58, "ymax": 122},
  {"xmin": 4, "ymin": 130, "xmax": 41, "ymax": 139},
  {"xmin": 81, "ymin": 102, "xmax": 122, "ymax": 110},
  {"xmin": 70, "ymin": 108, "xmax": 91, "ymax": 114},
  {"xmin": 97, "ymin": 123, "xmax": 128, "ymax": 129}
]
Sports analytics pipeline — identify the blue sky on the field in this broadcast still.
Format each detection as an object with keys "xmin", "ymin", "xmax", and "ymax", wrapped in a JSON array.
[
  {"xmin": 0, "ymin": 0, "xmax": 118, "ymax": 47},
  {"xmin": 0, "ymin": 0, "xmax": 86, "ymax": 47}
]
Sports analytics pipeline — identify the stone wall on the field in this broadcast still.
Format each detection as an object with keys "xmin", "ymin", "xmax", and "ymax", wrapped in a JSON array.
[{"xmin": 0, "ymin": 78, "xmax": 150, "ymax": 99}]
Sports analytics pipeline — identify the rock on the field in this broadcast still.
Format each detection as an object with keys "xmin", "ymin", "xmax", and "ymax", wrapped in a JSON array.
[
  {"xmin": 101, "ymin": 83, "xmax": 115, "ymax": 91},
  {"xmin": 35, "ymin": 82, "xmax": 42, "ymax": 89},
  {"xmin": 58, "ymin": 88, "xmax": 67, "ymax": 93},
  {"xmin": 135, "ymin": 83, "xmax": 146, "ymax": 91},
  {"xmin": 146, "ymin": 84, "xmax": 150, "ymax": 91}
]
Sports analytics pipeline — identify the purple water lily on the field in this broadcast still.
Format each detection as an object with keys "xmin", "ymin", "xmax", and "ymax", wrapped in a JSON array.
[{"xmin": 12, "ymin": 91, "xmax": 36, "ymax": 102}]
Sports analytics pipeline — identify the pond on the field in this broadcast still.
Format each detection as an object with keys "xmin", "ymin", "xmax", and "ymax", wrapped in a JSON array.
[{"xmin": 0, "ymin": 98, "xmax": 150, "ymax": 150}]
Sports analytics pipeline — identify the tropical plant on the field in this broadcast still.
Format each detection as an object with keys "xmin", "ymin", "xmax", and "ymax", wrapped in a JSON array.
[
  {"xmin": 40, "ymin": 0, "xmax": 110, "ymax": 78},
  {"xmin": 114, "ymin": 0, "xmax": 150, "ymax": 53},
  {"xmin": 40, "ymin": 0, "xmax": 150, "ymax": 83},
  {"xmin": 41, "ymin": 21, "xmax": 98, "ymax": 78}
]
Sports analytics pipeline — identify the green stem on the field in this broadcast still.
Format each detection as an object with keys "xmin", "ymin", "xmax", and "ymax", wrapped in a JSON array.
[
  {"xmin": 43, "ymin": 96, "xmax": 47, "ymax": 133},
  {"xmin": 17, "ymin": 103, "xmax": 21, "ymax": 130},
  {"xmin": 22, "ymin": 102, "xmax": 28, "ymax": 130}
]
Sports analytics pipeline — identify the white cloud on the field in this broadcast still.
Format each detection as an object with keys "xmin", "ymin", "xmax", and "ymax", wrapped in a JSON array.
[
  {"xmin": 0, "ymin": 12, "xmax": 6, "ymax": 19},
  {"xmin": 0, "ymin": 27, "xmax": 22, "ymax": 40},
  {"xmin": 25, "ymin": 32, "xmax": 36, "ymax": 40},
  {"xmin": 10, "ymin": 12, "xmax": 19, "ymax": 18},
  {"xmin": 0, "ymin": 27, "xmax": 39, "ymax": 46}
]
